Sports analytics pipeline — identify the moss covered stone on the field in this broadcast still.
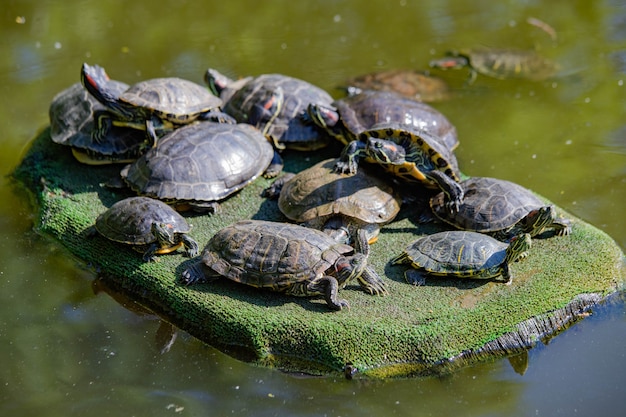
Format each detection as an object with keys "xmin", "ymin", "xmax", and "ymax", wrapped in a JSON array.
[{"xmin": 12, "ymin": 129, "xmax": 625, "ymax": 378}]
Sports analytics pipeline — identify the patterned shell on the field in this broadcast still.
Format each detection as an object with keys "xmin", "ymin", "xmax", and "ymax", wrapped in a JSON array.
[
  {"xmin": 201, "ymin": 220, "xmax": 355, "ymax": 289},
  {"xmin": 333, "ymin": 90, "xmax": 459, "ymax": 150},
  {"xmin": 393, "ymin": 231, "xmax": 510, "ymax": 278},
  {"xmin": 95, "ymin": 196, "xmax": 191, "ymax": 244},
  {"xmin": 224, "ymin": 74, "xmax": 333, "ymax": 149},
  {"xmin": 430, "ymin": 177, "xmax": 550, "ymax": 233},
  {"xmin": 277, "ymin": 158, "xmax": 401, "ymax": 225},
  {"xmin": 122, "ymin": 122, "xmax": 273, "ymax": 204}
]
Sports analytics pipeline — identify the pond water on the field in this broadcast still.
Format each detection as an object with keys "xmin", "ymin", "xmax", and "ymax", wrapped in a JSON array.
[{"xmin": 1, "ymin": 0, "xmax": 625, "ymax": 416}]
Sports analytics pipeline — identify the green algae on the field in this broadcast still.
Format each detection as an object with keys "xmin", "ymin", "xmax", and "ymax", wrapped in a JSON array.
[{"xmin": 11, "ymin": 129, "xmax": 624, "ymax": 378}]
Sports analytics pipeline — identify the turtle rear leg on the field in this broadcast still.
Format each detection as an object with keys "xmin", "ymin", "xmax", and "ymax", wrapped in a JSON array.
[{"xmin": 404, "ymin": 269, "xmax": 427, "ymax": 286}]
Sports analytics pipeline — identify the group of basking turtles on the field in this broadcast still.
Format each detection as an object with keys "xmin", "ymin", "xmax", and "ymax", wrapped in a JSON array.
[{"xmin": 48, "ymin": 47, "xmax": 569, "ymax": 311}]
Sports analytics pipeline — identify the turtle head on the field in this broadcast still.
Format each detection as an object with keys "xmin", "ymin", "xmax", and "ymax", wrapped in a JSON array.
[
  {"xmin": 151, "ymin": 222, "xmax": 177, "ymax": 246},
  {"xmin": 523, "ymin": 205, "xmax": 556, "ymax": 236},
  {"xmin": 505, "ymin": 233, "xmax": 532, "ymax": 263},
  {"xmin": 429, "ymin": 51, "xmax": 469, "ymax": 70},
  {"xmin": 204, "ymin": 68, "xmax": 232, "ymax": 96},
  {"xmin": 305, "ymin": 103, "xmax": 339, "ymax": 130},
  {"xmin": 81, "ymin": 63, "xmax": 132, "ymax": 118},
  {"xmin": 333, "ymin": 253, "xmax": 368, "ymax": 287},
  {"xmin": 365, "ymin": 137, "xmax": 407, "ymax": 166}
]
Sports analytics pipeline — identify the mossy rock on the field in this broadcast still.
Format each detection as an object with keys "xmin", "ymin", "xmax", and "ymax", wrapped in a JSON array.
[{"xmin": 12, "ymin": 129, "xmax": 625, "ymax": 378}]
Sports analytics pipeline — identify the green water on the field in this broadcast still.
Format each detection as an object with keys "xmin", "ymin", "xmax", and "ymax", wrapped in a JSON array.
[{"xmin": 1, "ymin": 0, "xmax": 625, "ymax": 416}]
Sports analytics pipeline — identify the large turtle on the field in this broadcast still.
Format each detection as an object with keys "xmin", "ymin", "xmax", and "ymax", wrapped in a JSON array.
[
  {"xmin": 91, "ymin": 196, "xmax": 199, "ymax": 262},
  {"xmin": 342, "ymin": 69, "xmax": 452, "ymax": 102},
  {"xmin": 81, "ymin": 63, "xmax": 233, "ymax": 146},
  {"xmin": 49, "ymin": 82, "xmax": 146, "ymax": 164},
  {"xmin": 428, "ymin": 176, "xmax": 571, "ymax": 240},
  {"xmin": 265, "ymin": 158, "xmax": 402, "ymax": 246},
  {"xmin": 306, "ymin": 90, "xmax": 459, "ymax": 151},
  {"xmin": 205, "ymin": 69, "xmax": 334, "ymax": 176},
  {"xmin": 121, "ymin": 122, "xmax": 274, "ymax": 212},
  {"xmin": 429, "ymin": 48, "xmax": 559, "ymax": 83},
  {"xmin": 392, "ymin": 231, "xmax": 532, "ymax": 285},
  {"xmin": 180, "ymin": 219, "xmax": 387, "ymax": 311}
]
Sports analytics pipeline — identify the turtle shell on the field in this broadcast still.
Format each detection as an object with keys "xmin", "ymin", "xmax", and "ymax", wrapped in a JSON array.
[
  {"xmin": 95, "ymin": 196, "xmax": 191, "ymax": 245},
  {"xmin": 332, "ymin": 90, "xmax": 458, "ymax": 150},
  {"xmin": 462, "ymin": 48, "xmax": 558, "ymax": 80},
  {"xmin": 392, "ymin": 231, "xmax": 528, "ymax": 280},
  {"xmin": 343, "ymin": 69, "xmax": 452, "ymax": 103},
  {"xmin": 221, "ymin": 73, "xmax": 334, "ymax": 150},
  {"xmin": 120, "ymin": 77, "xmax": 223, "ymax": 123},
  {"xmin": 49, "ymin": 82, "xmax": 146, "ymax": 164},
  {"xmin": 121, "ymin": 122, "xmax": 273, "ymax": 209},
  {"xmin": 198, "ymin": 220, "xmax": 357, "ymax": 291},
  {"xmin": 431, "ymin": 48, "xmax": 558, "ymax": 81},
  {"xmin": 429, "ymin": 176, "xmax": 570, "ymax": 238},
  {"xmin": 277, "ymin": 158, "xmax": 401, "ymax": 228}
]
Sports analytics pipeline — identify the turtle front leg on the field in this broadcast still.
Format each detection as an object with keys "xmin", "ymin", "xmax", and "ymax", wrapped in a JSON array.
[
  {"xmin": 499, "ymin": 263, "xmax": 513, "ymax": 285},
  {"xmin": 180, "ymin": 234, "xmax": 200, "ymax": 258},
  {"xmin": 199, "ymin": 109, "xmax": 237, "ymax": 124},
  {"xmin": 335, "ymin": 140, "xmax": 367, "ymax": 175},
  {"xmin": 180, "ymin": 261, "xmax": 220, "ymax": 285},
  {"xmin": 357, "ymin": 266, "xmax": 388, "ymax": 296},
  {"xmin": 262, "ymin": 173, "xmax": 296, "ymax": 198},
  {"xmin": 425, "ymin": 170, "xmax": 464, "ymax": 213},
  {"xmin": 263, "ymin": 150, "xmax": 284, "ymax": 178},
  {"xmin": 310, "ymin": 276, "xmax": 350, "ymax": 311}
]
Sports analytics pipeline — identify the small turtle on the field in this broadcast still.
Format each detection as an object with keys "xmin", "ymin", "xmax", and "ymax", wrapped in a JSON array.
[
  {"xmin": 49, "ymin": 82, "xmax": 146, "ymax": 164},
  {"xmin": 429, "ymin": 176, "xmax": 571, "ymax": 240},
  {"xmin": 91, "ymin": 196, "xmax": 199, "ymax": 262},
  {"xmin": 180, "ymin": 220, "xmax": 387, "ymax": 311},
  {"xmin": 340, "ymin": 125, "xmax": 464, "ymax": 212},
  {"xmin": 265, "ymin": 158, "xmax": 401, "ymax": 246},
  {"xmin": 121, "ymin": 121, "xmax": 274, "ymax": 212},
  {"xmin": 430, "ymin": 48, "xmax": 559, "ymax": 83},
  {"xmin": 306, "ymin": 90, "xmax": 459, "ymax": 151},
  {"xmin": 392, "ymin": 231, "xmax": 532, "ymax": 285},
  {"xmin": 81, "ymin": 63, "xmax": 233, "ymax": 146},
  {"xmin": 206, "ymin": 69, "xmax": 334, "ymax": 176},
  {"xmin": 342, "ymin": 69, "xmax": 452, "ymax": 102}
]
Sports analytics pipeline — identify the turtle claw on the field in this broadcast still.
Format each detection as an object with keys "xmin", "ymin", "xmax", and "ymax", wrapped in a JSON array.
[{"xmin": 333, "ymin": 159, "xmax": 357, "ymax": 175}]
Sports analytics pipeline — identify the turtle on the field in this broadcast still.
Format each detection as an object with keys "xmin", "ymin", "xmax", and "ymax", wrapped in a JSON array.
[
  {"xmin": 264, "ymin": 158, "xmax": 402, "ymax": 246},
  {"xmin": 428, "ymin": 176, "xmax": 572, "ymax": 240},
  {"xmin": 91, "ymin": 196, "xmax": 199, "ymax": 262},
  {"xmin": 180, "ymin": 219, "xmax": 387, "ymax": 311},
  {"xmin": 391, "ymin": 231, "xmax": 532, "ymax": 285},
  {"xmin": 429, "ymin": 48, "xmax": 559, "ymax": 83},
  {"xmin": 306, "ymin": 90, "xmax": 459, "ymax": 151},
  {"xmin": 205, "ymin": 69, "xmax": 334, "ymax": 177},
  {"xmin": 336, "ymin": 125, "xmax": 464, "ymax": 212},
  {"xmin": 81, "ymin": 63, "xmax": 234, "ymax": 146},
  {"xmin": 121, "ymin": 121, "xmax": 274, "ymax": 212},
  {"xmin": 49, "ymin": 82, "xmax": 146, "ymax": 165},
  {"xmin": 342, "ymin": 69, "xmax": 452, "ymax": 102}
]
